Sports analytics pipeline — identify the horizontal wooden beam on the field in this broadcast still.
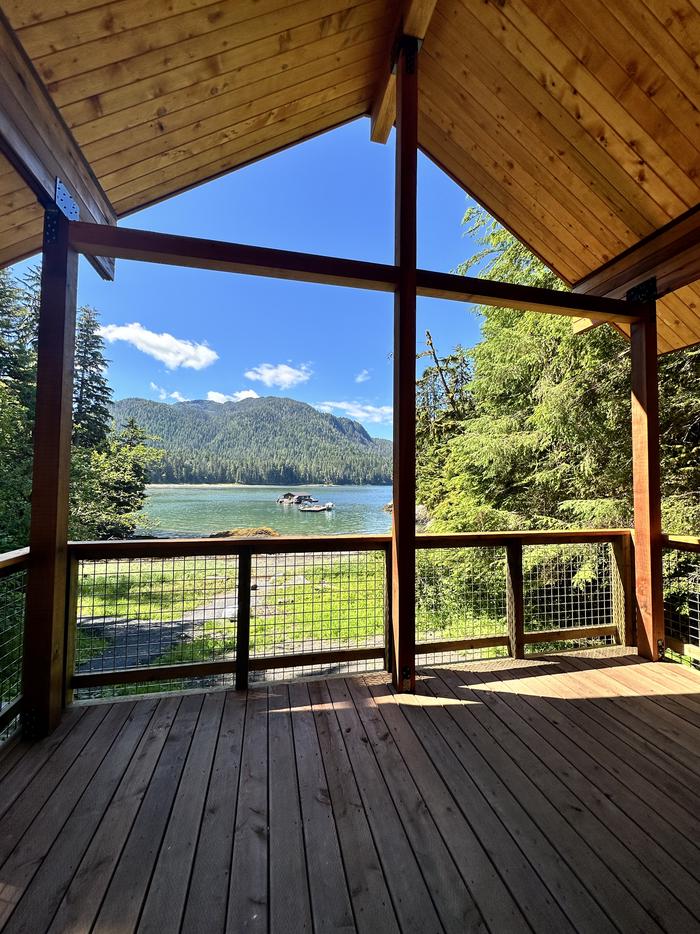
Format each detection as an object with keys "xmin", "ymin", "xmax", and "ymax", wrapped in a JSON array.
[
  {"xmin": 416, "ymin": 529, "xmax": 631, "ymax": 547},
  {"xmin": 662, "ymin": 533, "xmax": 700, "ymax": 554},
  {"xmin": 370, "ymin": 0, "xmax": 437, "ymax": 144},
  {"xmin": 0, "ymin": 545, "xmax": 29, "ymax": 577},
  {"xmin": 523, "ymin": 624, "xmax": 619, "ymax": 644},
  {"xmin": 665, "ymin": 636, "xmax": 700, "ymax": 663},
  {"xmin": 415, "ymin": 635, "xmax": 509, "ymax": 654},
  {"xmin": 415, "ymin": 269, "xmax": 651, "ymax": 322},
  {"xmin": 0, "ymin": 10, "xmax": 115, "ymax": 279},
  {"xmin": 68, "ymin": 222, "xmax": 647, "ymax": 322},
  {"xmin": 574, "ymin": 205, "xmax": 700, "ymax": 301},
  {"xmin": 67, "ymin": 222, "xmax": 398, "ymax": 292}
]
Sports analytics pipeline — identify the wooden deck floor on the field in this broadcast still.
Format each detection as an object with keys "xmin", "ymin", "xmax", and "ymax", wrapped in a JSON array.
[{"xmin": 1, "ymin": 649, "xmax": 699, "ymax": 933}]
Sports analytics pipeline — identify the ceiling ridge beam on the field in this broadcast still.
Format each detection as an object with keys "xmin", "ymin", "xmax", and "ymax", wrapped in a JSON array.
[{"xmin": 370, "ymin": 0, "xmax": 437, "ymax": 143}]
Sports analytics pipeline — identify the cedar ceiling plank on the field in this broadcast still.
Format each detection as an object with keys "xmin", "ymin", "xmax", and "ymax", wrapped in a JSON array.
[
  {"xmin": 9, "ymin": 0, "xmax": 219, "ymax": 60},
  {"xmin": 422, "ymin": 52, "xmax": 615, "ymax": 265},
  {"xmin": 419, "ymin": 115, "xmax": 579, "ymax": 285},
  {"xmin": 2, "ymin": 1, "xmax": 112, "ymax": 31},
  {"xmin": 369, "ymin": 0, "xmax": 437, "ymax": 144},
  {"xmin": 446, "ymin": 0, "xmax": 679, "ymax": 230},
  {"xmin": 85, "ymin": 36, "xmax": 387, "ymax": 174},
  {"xmin": 103, "ymin": 78, "xmax": 376, "ymax": 204},
  {"xmin": 36, "ymin": 0, "xmax": 371, "ymax": 104},
  {"xmin": 520, "ymin": 0, "xmax": 700, "ymax": 190},
  {"xmin": 67, "ymin": 3, "xmax": 386, "ymax": 143},
  {"xmin": 435, "ymin": 2, "xmax": 655, "ymax": 242},
  {"xmin": 561, "ymin": 0, "xmax": 700, "ymax": 155},
  {"xmin": 97, "ymin": 66, "xmax": 381, "ymax": 191},
  {"xmin": 0, "ymin": 232, "xmax": 43, "ymax": 269},
  {"xmin": 111, "ymin": 103, "xmax": 369, "ymax": 216},
  {"xmin": 480, "ymin": 0, "xmax": 693, "ymax": 220},
  {"xmin": 420, "ymin": 89, "xmax": 592, "ymax": 279},
  {"xmin": 424, "ymin": 25, "xmax": 630, "ymax": 256},
  {"xmin": 574, "ymin": 205, "xmax": 700, "ymax": 299},
  {"xmin": 613, "ymin": 0, "xmax": 700, "ymax": 112}
]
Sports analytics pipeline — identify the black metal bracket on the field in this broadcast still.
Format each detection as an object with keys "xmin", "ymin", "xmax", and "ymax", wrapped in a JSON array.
[
  {"xmin": 391, "ymin": 33, "xmax": 422, "ymax": 75},
  {"xmin": 626, "ymin": 276, "xmax": 657, "ymax": 303},
  {"xmin": 43, "ymin": 207, "xmax": 60, "ymax": 245}
]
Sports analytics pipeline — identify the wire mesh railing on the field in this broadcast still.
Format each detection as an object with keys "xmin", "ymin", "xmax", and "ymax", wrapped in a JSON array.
[
  {"xmin": 522, "ymin": 541, "xmax": 623, "ymax": 653},
  {"xmin": 0, "ymin": 548, "xmax": 29, "ymax": 741},
  {"xmin": 415, "ymin": 545, "xmax": 509, "ymax": 665},
  {"xmin": 67, "ymin": 531, "xmax": 631, "ymax": 699},
  {"xmin": 663, "ymin": 538, "xmax": 700, "ymax": 669},
  {"xmin": 70, "ymin": 538, "xmax": 390, "ymax": 698}
]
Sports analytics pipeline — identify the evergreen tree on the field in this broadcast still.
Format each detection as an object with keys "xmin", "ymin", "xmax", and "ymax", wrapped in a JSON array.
[{"xmin": 73, "ymin": 305, "xmax": 112, "ymax": 448}]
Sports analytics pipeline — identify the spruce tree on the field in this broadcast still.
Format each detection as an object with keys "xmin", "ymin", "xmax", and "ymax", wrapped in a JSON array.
[{"xmin": 73, "ymin": 305, "xmax": 112, "ymax": 448}]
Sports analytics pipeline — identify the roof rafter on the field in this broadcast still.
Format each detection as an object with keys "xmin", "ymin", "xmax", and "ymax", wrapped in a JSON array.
[{"xmin": 0, "ymin": 8, "xmax": 115, "ymax": 278}]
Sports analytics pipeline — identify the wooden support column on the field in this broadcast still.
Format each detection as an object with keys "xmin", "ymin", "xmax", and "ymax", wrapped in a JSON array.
[
  {"xmin": 391, "ymin": 36, "xmax": 418, "ymax": 692},
  {"xmin": 23, "ymin": 210, "xmax": 78, "ymax": 735},
  {"xmin": 506, "ymin": 542, "xmax": 525, "ymax": 659},
  {"xmin": 630, "ymin": 307, "xmax": 664, "ymax": 660}
]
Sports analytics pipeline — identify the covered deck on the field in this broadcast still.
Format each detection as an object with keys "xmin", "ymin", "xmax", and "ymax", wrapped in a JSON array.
[{"xmin": 1, "ymin": 649, "xmax": 699, "ymax": 934}]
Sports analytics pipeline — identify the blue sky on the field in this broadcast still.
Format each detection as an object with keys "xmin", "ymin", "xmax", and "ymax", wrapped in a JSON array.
[{"xmin": 11, "ymin": 117, "xmax": 484, "ymax": 439}]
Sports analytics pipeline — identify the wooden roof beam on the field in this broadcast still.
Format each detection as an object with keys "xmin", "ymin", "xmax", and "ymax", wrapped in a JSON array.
[
  {"xmin": 572, "ymin": 205, "xmax": 700, "ymax": 338},
  {"xmin": 0, "ymin": 10, "xmax": 115, "ymax": 279},
  {"xmin": 370, "ymin": 0, "xmax": 437, "ymax": 144},
  {"xmin": 68, "ymin": 221, "xmax": 652, "ymax": 324}
]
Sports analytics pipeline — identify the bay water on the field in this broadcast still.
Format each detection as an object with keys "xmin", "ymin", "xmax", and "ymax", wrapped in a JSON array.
[{"xmin": 140, "ymin": 484, "xmax": 392, "ymax": 537}]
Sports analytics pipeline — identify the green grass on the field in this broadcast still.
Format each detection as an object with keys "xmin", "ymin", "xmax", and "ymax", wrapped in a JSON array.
[{"xmin": 77, "ymin": 558, "xmax": 238, "ymax": 621}]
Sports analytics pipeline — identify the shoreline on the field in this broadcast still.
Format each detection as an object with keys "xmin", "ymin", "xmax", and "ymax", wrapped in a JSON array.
[{"xmin": 146, "ymin": 482, "xmax": 393, "ymax": 490}]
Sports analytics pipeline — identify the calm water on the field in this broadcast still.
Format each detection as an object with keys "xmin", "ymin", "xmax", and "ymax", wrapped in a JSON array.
[{"xmin": 140, "ymin": 484, "xmax": 393, "ymax": 537}]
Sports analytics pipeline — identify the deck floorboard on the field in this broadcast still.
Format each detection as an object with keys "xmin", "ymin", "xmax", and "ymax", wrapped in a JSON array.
[{"xmin": 0, "ymin": 649, "xmax": 699, "ymax": 934}]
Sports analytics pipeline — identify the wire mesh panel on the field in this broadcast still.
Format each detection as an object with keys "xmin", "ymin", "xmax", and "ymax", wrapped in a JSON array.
[
  {"xmin": 522, "ymin": 542, "xmax": 618, "ymax": 652},
  {"xmin": 75, "ymin": 555, "xmax": 239, "ymax": 698},
  {"xmin": 0, "ymin": 566, "xmax": 26, "ymax": 738},
  {"xmin": 415, "ymin": 546, "xmax": 508, "ymax": 665},
  {"xmin": 249, "ymin": 549, "xmax": 386, "ymax": 681},
  {"xmin": 663, "ymin": 549, "xmax": 700, "ymax": 669}
]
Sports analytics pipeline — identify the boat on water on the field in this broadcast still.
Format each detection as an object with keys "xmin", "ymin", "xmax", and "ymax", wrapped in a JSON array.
[
  {"xmin": 276, "ymin": 492, "xmax": 319, "ymax": 505},
  {"xmin": 298, "ymin": 502, "xmax": 335, "ymax": 512}
]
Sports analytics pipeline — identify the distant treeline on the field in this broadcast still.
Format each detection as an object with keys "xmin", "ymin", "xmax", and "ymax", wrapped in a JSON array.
[{"xmin": 112, "ymin": 395, "xmax": 393, "ymax": 485}]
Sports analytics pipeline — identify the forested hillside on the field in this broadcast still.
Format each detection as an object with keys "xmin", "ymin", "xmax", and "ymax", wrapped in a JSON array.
[{"xmin": 112, "ymin": 395, "xmax": 393, "ymax": 485}]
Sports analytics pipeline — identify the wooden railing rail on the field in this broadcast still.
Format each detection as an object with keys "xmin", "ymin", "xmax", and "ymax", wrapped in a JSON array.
[
  {"xmin": 65, "ymin": 529, "xmax": 635, "ymax": 696},
  {"xmin": 662, "ymin": 534, "xmax": 700, "ymax": 554},
  {"xmin": 0, "ymin": 546, "xmax": 30, "ymax": 577}
]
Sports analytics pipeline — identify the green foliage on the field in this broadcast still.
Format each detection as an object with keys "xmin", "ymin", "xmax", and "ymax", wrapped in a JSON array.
[
  {"xmin": 73, "ymin": 305, "xmax": 112, "ymax": 448},
  {"xmin": 0, "ymin": 267, "xmax": 160, "ymax": 548},
  {"xmin": 112, "ymin": 395, "xmax": 392, "ymax": 485},
  {"xmin": 418, "ymin": 206, "xmax": 700, "ymax": 535}
]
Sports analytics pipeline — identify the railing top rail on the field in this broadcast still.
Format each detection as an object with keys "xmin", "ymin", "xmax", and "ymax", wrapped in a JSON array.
[
  {"xmin": 663, "ymin": 533, "xmax": 700, "ymax": 553},
  {"xmin": 417, "ymin": 529, "xmax": 631, "ymax": 547},
  {"xmin": 68, "ymin": 535, "xmax": 392, "ymax": 559},
  {"xmin": 0, "ymin": 546, "xmax": 30, "ymax": 576},
  {"xmin": 67, "ymin": 528, "xmax": 632, "ymax": 560}
]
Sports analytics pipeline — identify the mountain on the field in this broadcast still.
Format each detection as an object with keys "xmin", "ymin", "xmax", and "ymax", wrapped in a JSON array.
[{"xmin": 111, "ymin": 396, "xmax": 393, "ymax": 485}]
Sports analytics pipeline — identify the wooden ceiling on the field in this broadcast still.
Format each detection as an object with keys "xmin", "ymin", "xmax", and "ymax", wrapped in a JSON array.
[{"xmin": 1, "ymin": 0, "xmax": 700, "ymax": 352}]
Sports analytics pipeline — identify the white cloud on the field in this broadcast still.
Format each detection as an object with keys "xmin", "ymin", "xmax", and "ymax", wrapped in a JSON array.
[
  {"xmin": 150, "ymin": 382, "xmax": 189, "ymax": 403},
  {"xmin": 244, "ymin": 362, "xmax": 312, "ymax": 390},
  {"xmin": 316, "ymin": 401, "xmax": 393, "ymax": 425},
  {"xmin": 355, "ymin": 369, "xmax": 371, "ymax": 383},
  {"xmin": 207, "ymin": 389, "xmax": 260, "ymax": 404},
  {"xmin": 101, "ymin": 322, "xmax": 218, "ymax": 370}
]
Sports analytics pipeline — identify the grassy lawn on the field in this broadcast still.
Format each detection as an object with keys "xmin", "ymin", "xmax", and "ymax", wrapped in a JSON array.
[{"xmin": 77, "ymin": 557, "xmax": 239, "ymax": 621}]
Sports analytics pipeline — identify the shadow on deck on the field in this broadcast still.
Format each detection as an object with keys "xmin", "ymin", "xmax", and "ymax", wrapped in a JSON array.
[{"xmin": 0, "ymin": 649, "xmax": 699, "ymax": 933}]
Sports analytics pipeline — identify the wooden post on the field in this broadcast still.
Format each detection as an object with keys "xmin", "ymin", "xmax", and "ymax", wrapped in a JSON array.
[
  {"xmin": 391, "ymin": 36, "xmax": 419, "ymax": 693},
  {"xmin": 23, "ymin": 209, "xmax": 78, "ymax": 735},
  {"xmin": 384, "ymin": 543, "xmax": 393, "ymax": 673},
  {"xmin": 506, "ymin": 542, "xmax": 525, "ymax": 659},
  {"xmin": 235, "ymin": 548, "xmax": 252, "ymax": 691},
  {"xmin": 630, "ymin": 310, "xmax": 664, "ymax": 660},
  {"xmin": 611, "ymin": 535, "xmax": 636, "ymax": 647},
  {"xmin": 63, "ymin": 552, "xmax": 79, "ymax": 706}
]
